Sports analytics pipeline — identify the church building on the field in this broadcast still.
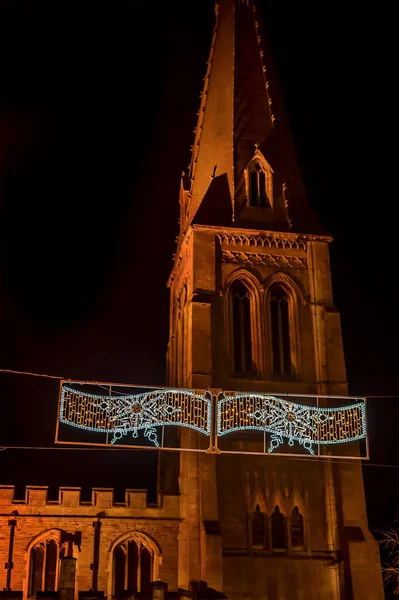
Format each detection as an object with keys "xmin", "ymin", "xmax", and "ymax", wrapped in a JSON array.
[{"xmin": 0, "ymin": 1, "xmax": 384, "ymax": 598}]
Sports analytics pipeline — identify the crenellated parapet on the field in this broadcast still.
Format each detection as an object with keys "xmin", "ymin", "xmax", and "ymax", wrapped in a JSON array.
[{"xmin": 0, "ymin": 485, "xmax": 179, "ymax": 518}]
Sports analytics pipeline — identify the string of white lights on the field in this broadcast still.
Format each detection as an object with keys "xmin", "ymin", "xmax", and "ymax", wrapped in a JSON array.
[
  {"xmin": 60, "ymin": 386, "xmax": 211, "ymax": 446},
  {"xmin": 0, "ymin": 368, "xmax": 393, "ymax": 459}
]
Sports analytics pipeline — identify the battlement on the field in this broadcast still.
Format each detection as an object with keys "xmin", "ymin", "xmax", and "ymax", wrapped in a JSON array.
[{"xmin": 0, "ymin": 485, "xmax": 179, "ymax": 518}]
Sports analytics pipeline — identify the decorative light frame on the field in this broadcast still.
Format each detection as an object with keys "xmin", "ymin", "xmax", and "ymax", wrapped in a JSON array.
[
  {"xmin": 56, "ymin": 382, "xmax": 368, "ymax": 458},
  {"xmin": 217, "ymin": 392, "xmax": 367, "ymax": 455},
  {"xmin": 59, "ymin": 385, "xmax": 211, "ymax": 448}
]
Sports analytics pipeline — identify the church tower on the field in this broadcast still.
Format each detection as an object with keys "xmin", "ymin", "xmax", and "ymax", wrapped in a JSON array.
[{"xmin": 167, "ymin": 1, "xmax": 384, "ymax": 598}]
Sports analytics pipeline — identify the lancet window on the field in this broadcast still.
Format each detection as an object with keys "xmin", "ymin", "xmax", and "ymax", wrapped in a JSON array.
[
  {"xmin": 231, "ymin": 280, "xmax": 253, "ymax": 374},
  {"xmin": 270, "ymin": 284, "xmax": 291, "ymax": 376},
  {"xmin": 290, "ymin": 506, "xmax": 304, "ymax": 548},
  {"xmin": 271, "ymin": 506, "xmax": 286, "ymax": 550},
  {"xmin": 250, "ymin": 505, "xmax": 305, "ymax": 552},
  {"xmin": 28, "ymin": 534, "xmax": 63, "ymax": 596},
  {"xmin": 113, "ymin": 538, "xmax": 153, "ymax": 598},
  {"xmin": 252, "ymin": 504, "xmax": 266, "ymax": 549},
  {"xmin": 249, "ymin": 161, "xmax": 271, "ymax": 208}
]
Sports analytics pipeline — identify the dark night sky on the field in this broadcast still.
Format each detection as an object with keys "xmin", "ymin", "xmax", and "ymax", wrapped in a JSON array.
[{"xmin": 0, "ymin": 0, "xmax": 398, "ymax": 543}]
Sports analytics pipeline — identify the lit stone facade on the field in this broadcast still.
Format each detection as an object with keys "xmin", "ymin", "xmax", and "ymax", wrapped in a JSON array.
[
  {"xmin": 0, "ymin": 0, "xmax": 384, "ymax": 598},
  {"xmin": 165, "ymin": 222, "xmax": 384, "ymax": 599},
  {"xmin": 0, "ymin": 487, "xmax": 179, "ymax": 597},
  {"xmin": 165, "ymin": 0, "xmax": 385, "ymax": 597}
]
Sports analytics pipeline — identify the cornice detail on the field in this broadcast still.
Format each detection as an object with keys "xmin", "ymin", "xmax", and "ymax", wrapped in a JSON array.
[
  {"xmin": 217, "ymin": 233, "xmax": 307, "ymax": 252},
  {"xmin": 221, "ymin": 249, "xmax": 307, "ymax": 270}
]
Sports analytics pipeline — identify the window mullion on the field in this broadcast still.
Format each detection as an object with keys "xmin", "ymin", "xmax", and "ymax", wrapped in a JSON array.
[
  {"xmin": 55, "ymin": 544, "xmax": 59, "ymax": 591},
  {"xmin": 41, "ymin": 544, "xmax": 46, "ymax": 591},
  {"xmin": 124, "ymin": 545, "xmax": 128, "ymax": 592},
  {"xmin": 138, "ymin": 542, "xmax": 142, "ymax": 593}
]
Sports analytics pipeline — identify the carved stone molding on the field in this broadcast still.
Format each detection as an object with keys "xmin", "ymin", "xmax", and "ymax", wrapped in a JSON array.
[
  {"xmin": 217, "ymin": 233, "xmax": 307, "ymax": 252},
  {"xmin": 221, "ymin": 249, "xmax": 307, "ymax": 270}
]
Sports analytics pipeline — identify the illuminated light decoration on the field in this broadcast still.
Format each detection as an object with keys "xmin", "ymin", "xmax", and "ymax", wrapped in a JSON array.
[
  {"xmin": 98, "ymin": 394, "xmax": 182, "ymax": 446},
  {"xmin": 217, "ymin": 393, "xmax": 367, "ymax": 455},
  {"xmin": 60, "ymin": 386, "xmax": 211, "ymax": 446},
  {"xmin": 58, "ymin": 384, "xmax": 367, "ymax": 456}
]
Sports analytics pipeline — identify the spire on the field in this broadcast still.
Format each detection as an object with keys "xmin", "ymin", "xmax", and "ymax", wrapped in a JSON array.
[{"xmin": 179, "ymin": 0, "xmax": 324, "ymax": 235}]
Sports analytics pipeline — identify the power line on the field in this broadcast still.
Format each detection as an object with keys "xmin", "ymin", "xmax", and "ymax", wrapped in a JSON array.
[
  {"xmin": 0, "ymin": 369, "xmax": 160, "ymax": 390},
  {"xmin": 1, "ymin": 367, "xmax": 398, "ymax": 398},
  {"xmin": 0, "ymin": 445, "xmax": 146, "ymax": 452},
  {"xmin": 367, "ymin": 396, "xmax": 399, "ymax": 398},
  {"xmin": 0, "ymin": 368, "xmax": 64, "ymax": 380},
  {"xmin": 0, "ymin": 443, "xmax": 398, "ymax": 470},
  {"xmin": 1, "ymin": 367, "xmax": 398, "ymax": 469}
]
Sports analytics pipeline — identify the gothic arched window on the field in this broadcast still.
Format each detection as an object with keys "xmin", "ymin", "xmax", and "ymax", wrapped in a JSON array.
[
  {"xmin": 271, "ymin": 506, "xmax": 286, "ymax": 550},
  {"xmin": 231, "ymin": 280, "xmax": 252, "ymax": 374},
  {"xmin": 113, "ymin": 538, "xmax": 153, "ymax": 598},
  {"xmin": 290, "ymin": 506, "xmax": 304, "ymax": 548},
  {"xmin": 252, "ymin": 504, "xmax": 266, "ymax": 549},
  {"xmin": 249, "ymin": 161, "xmax": 271, "ymax": 208},
  {"xmin": 28, "ymin": 534, "xmax": 63, "ymax": 596},
  {"xmin": 270, "ymin": 285, "xmax": 291, "ymax": 376}
]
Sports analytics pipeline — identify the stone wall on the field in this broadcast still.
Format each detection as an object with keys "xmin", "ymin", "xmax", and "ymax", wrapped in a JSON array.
[{"xmin": 0, "ymin": 486, "xmax": 180, "ymax": 598}]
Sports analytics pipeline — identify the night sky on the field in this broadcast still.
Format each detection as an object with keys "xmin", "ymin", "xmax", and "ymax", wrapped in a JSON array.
[{"xmin": 0, "ymin": 0, "xmax": 397, "ymax": 558}]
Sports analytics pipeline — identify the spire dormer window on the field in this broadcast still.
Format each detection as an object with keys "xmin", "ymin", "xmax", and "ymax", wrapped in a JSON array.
[
  {"xmin": 250, "ymin": 162, "xmax": 270, "ymax": 208},
  {"xmin": 245, "ymin": 150, "xmax": 273, "ymax": 209}
]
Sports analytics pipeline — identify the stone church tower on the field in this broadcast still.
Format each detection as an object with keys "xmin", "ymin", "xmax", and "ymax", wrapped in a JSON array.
[
  {"xmin": 0, "ymin": 1, "xmax": 384, "ymax": 599},
  {"xmin": 166, "ymin": 0, "xmax": 384, "ymax": 598}
]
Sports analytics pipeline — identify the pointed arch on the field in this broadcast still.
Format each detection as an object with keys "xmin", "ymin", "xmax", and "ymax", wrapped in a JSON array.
[
  {"xmin": 108, "ymin": 530, "xmax": 162, "ymax": 599},
  {"xmin": 26, "ymin": 528, "xmax": 63, "ymax": 552},
  {"xmin": 226, "ymin": 266, "xmax": 264, "ymax": 292},
  {"xmin": 263, "ymin": 272, "xmax": 303, "ymax": 380},
  {"xmin": 225, "ymin": 269, "xmax": 264, "ymax": 377},
  {"xmin": 244, "ymin": 149, "xmax": 274, "ymax": 209},
  {"xmin": 263, "ymin": 271, "xmax": 306, "ymax": 306}
]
